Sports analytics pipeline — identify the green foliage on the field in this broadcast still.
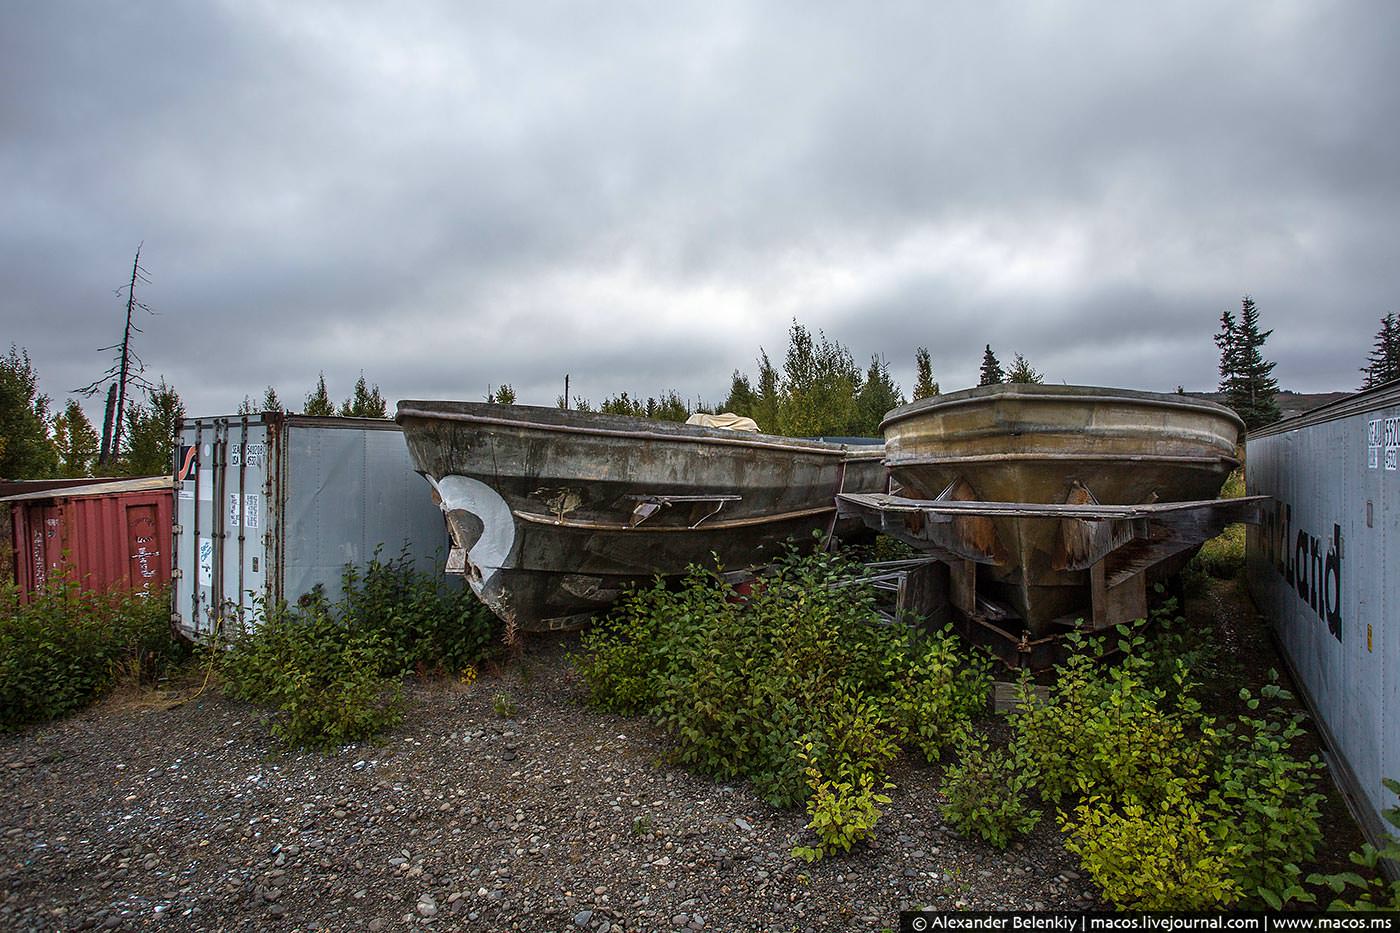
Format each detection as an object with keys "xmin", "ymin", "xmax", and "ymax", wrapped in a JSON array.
[
  {"xmin": 776, "ymin": 321, "xmax": 861, "ymax": 437},
  {"xmin": 1308, "ymin": 779, "xmax": 1400, "ymax": 909},
  {"xmin": 340, "ymin": 372, "xmax": 388, "ymax": 418},
  {"xmin": 1063, "ymin": 791, "xmax": 1242, "ymax": 909},
  {"xmin": 262, "ymin": 386, "xmax": 284, "ymax": 412},
  {"xmin": 1360, "ymin": 312, "xmax": 1400, "ymax": 390},
  {"xmin": 853, "ymin": 355, "xmax": 904, "ymax": 437},
  {"xmin": 489, "ymin": 384, "xmax": 517, "ymax": 405},
  {"xmin": 220, "ymin": 605, "xmax": 404, "ymax": 748},
  {"xmin": 122, "ymin": 378, "xmax": 183, "ymax": 476},
  {"xmin": 1001, "ymin": 606, "xmax": 1327, "ymax": 909},
  {"xmin": 51, "ymin": 398, "xmax": 98, "ymax": 478},
  {"xmin": 575, "ymin": 547, "xmax": 991, "ymax": 853},
  {"xmin": 940, "ymin": 726, "xmax": 1040, "ymax": 849},
  {"xmin": 0, "ymin": 580, "xmax": 186, "ymax": 730},
  {"xmin": 721, "ymin": 370, "xmax": 757, "ymax": 419},
  {"xmin": 1215, "ymin": 296, "xmax": 1281, "ymax": 430},
  {"xmin": 0, "ymin": 343, "xmax": 58, "ymax": 479},
  {"xmin": 912, "ymin": 347, "xmax": 940, "ymax": 400},
  {"xmin": 1010, "ymin": 621, "xmax": 1211, "ymax": 808},
  {"xmin": 1005, "ymin": 352, "xmax": 1043, "ymax": 384},
  {"xmin": 1192, "ymin": 523, "xmax": 1245, "ymax": 580},
  {"xmin": 493, "ymin": 691, "xmax": 516, "ymax": 718},
  {"xmin": 598, "ymin": 390, "xmax": 692, "ymax": 422},
  {"xmin": 220, "ymin": 552, "xmax": 497, "ymax": 747},
  {"xmin": 978, "ymin": 345, "xmax": 1004, "ymax": 386},
  {"xmin": 304, "ymin": 372, "xmax": 335, "ymax": 416},
  {"xmin": 792, "ymin": 753, "xmax": 892, "ymax": 863},
  {"xmin": 1208, "ymin": 677, "xmax": 1325, "ymax": 907},
  {"xmin": 887, "ymin": 625, "xmax": 992, "ymax": 762}
]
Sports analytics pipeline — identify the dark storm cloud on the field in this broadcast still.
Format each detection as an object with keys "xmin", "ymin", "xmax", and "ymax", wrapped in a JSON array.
[{"xmin": 3, "ymin": 1, "xmax": 1397, "ymax": 420}]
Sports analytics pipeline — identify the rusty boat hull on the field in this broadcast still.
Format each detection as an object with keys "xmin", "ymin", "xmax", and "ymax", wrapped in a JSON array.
[
  {"xmin": 838, "ymin": 384, "xmax": 1254, "ymax": 665},
  {"xmin": 395, "ymin": 401, "xmax": 886, "ymax": 631}
]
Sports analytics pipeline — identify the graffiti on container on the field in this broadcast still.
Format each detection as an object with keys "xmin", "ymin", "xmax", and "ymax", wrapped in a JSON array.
[
  {"xmin": 1259, "ymin": 499, "xmax": 1342, "ymax": 642},
  {"xmin": 32, "ymin": 527, "xmax": 45, "ymax": 591},
  {"xmin": 198, "ymin": 537, "xmax": 213, "ymax": 587},
  {"xmin": 133, "ymin": 534, "xmax": 159, "ymax": 579}
]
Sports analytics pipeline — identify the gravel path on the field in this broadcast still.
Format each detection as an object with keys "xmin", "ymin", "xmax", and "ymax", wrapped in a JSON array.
[{"xmin": 1, "ymin": 633, "xmax": 1089, "ymax": 932}]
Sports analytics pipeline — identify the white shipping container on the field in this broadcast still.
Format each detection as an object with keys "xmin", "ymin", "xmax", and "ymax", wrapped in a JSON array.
[
  {"xmin": 1246, "ymin": 381, "xmax": 1400, "ymax": 852},
  {"xmin": 172, "ymin": 413, "xmax": 453, "ymax": 638}
]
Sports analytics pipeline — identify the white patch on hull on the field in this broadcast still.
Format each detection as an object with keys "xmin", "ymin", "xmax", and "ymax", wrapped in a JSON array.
[{"xmin": 426, "ymin": 474, "xmax": 516, "ymax": 601}]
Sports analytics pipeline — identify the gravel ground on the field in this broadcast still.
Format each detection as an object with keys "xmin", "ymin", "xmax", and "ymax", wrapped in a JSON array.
[{"xmin": 1, "ymin": 632, "xmax": 1090, "ymax": 933}]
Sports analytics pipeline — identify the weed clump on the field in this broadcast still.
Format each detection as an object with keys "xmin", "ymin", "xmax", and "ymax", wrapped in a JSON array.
[
  {"xmin": 1, "ymin": 580, "xmax": 186, "ymax": 731},
  {"xmin": 220, "ymin": 551, "xmax": 497, "ymax": 748},
  {"xmin": 575, "ymin": 547, "xmax": 993, "ymax": 860}
]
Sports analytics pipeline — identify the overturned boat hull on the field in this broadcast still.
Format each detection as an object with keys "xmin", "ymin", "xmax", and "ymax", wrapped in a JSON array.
[{"xmin": 396, "ymin": 402, "xmax": 885, "ymax": 630}]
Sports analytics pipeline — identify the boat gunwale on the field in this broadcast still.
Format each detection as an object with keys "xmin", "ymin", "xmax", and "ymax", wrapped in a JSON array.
[
  {"xmin": 511, "ymin": 503, "xmax": 836, "ymax": 532},
  {"xmin": 885, "ymin": 451, "xmax": 1241, "ymax": 468},
  {"xmin": 397, "ymin": 402, "xmax": 884, "ymax": 460},
  {"xmin": 880, "ymin": 385, "xmax": 1246, "ymax": 433}
]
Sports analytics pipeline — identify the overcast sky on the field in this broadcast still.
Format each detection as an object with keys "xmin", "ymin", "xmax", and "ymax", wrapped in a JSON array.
[{"xmin": 3, "ymin": 1, "xmax": 1396, "ymax": 421}]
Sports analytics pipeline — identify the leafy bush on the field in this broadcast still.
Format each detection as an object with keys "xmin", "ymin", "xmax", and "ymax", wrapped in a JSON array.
[
  {"xmin": 220, "ymin": 552, "xmax": 496, "ymax": 747},
  {"xmin": 576, "ymin": 547, "xmax": 991, "ymax": 850},
  {"xmin": 220, "ymin": 604, "xmax": 404, "ymax": 747},
  {"xmin": 1009, "ymin": 623, "xmax": 1212, "ymax": 808},
  {"xmin": 1002, "ymin": 608, "xmax": 1328, "ymax": 909},
  {"xmin": 1, "ymin": 579, "xmax": 186, "ymax": 731},
  {"xmin": 1193, "ymin": 523, "xmax": 1245, "ymax": 580},
  {"xmin": 1308, "ymin": 779, "xmax": 1400, "ymax": 910},
  {"xmin": 1063, "ymin": 790, "xmax": 1242, "ymax": 909},
  {"xmin": 940, "ymin": 726, "xmax": 1040, "ymax": 849},
  {"xmin": 1207, "ymin": 678, "xmax": 1325, "ymax": 907},
  {"xmin": 792, "ymin": 742, "xmax": 894, "ymax": 862}
]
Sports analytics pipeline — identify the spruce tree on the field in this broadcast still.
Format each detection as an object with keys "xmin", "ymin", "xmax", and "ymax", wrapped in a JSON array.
[
  {"xmin": 340, "ymin": 373, "xmax": 388, "ymax": 418},
  {"xmin": 304, "ymin": 372, "xmax": 334, "ymax": 416},
  {"xmin": 122, "ymin": 379, "xmax": 184, "ymax": 476},
  {"xmin": 1361, "ymin": 313, "xmax": 1400, "ymax": 390},
  {"xmin": 978, "ymin": 345, "xmax": 1004, "ymax": 386},
  {"xmin": 1215, "ymin": 296, "xmax": 1280, "ymax": 430},
  {"xmin": 854, "ymin": 354, "xmax": 904, "ymax": 435},
  {"xmin": 52, "ymin": 399, "xmax": 99, "ymax": 478},
  {"xmin": 1006, "ymin": 352, "xmax": 1044, "ymax": 384},
  {"xmin": 0, "ymin": 344, "xmax": 58, "ymax": 479},
  {"xmin": 721, "ymin": 370, "xmax": 757, "ymax": 417},
  {"xmin": 262, "ymin": 386, "xmax": 284, "ymax": 412},
  {"xmin": 912, "ymin": 347, "xmax": 940, "ymax": 400}
]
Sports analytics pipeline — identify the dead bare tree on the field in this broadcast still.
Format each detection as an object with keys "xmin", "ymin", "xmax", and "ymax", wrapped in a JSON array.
[{"xmin": 80, "ymin": 244, "xmax": 156, "ymax": 467}]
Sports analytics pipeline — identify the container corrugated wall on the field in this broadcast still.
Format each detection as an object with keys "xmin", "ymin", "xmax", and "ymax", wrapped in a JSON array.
[
  {"xmin": 172, "ymin": 414, "xmax": 452, "ymax": 638},
  {"xmin": 1246, "ymin": 381, "xmax": 1400, "ymax": 849},
  {"xmin": 5, "ymin": 478, "xmax": 173, "ymax": 599}
]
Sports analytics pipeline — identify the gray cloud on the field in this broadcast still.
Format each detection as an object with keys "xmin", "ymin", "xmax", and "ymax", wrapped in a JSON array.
[{"xmin": 3, "ymin": 1, "xmax": 1397, "ymax": 423}]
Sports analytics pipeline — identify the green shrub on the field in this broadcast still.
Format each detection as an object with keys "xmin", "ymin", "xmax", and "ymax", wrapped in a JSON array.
[
  {"xmin": 1, "ymin": 579, "xmax": 186, "ymax": 730},
  {"xmin": 1063, "ymin": 790, "xmax": 1242, "ymax": 909},
  {"xmin": 887, "ymin": 624, "xmax": 992, "ymax": 762},
  {"xmin": 1193, "ymin": 523, "xmax": 1245, "ymax": 580},
  {"xmin": 220, "ymin": 604, "xmax": 404, "ymax": 747},
  {"xmin": 1009, "ymin": 623, "xmax": 1212, "ymax": 808},
  {"xmin": 792, "ymin": 744, "xmax": 893, "ymax": 862},
  {"xmin": 220, "ymin": 553, "xmax": 495, "ymax": 747},
  {"xmin": 1207, "ymin": 677, "xmax": 1325, "ymax": 907},
  {"xmin": 575, "ymin": 547, "xmax": 992, "ymax": 848},
  {"xmin": 940, "ymin": 726, "xmax": 1040, "ymax": 849},
  {"xmin": 1308, "ymin": 779, "xmax": 1400, "ymax": 910}
]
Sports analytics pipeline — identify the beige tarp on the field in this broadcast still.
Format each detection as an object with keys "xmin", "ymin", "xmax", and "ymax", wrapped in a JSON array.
[{"xmin": 685, "ymin": 412, "xmax": 761, "ymax": 432}]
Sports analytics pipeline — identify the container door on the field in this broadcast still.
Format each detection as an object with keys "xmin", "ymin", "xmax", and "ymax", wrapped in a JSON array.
[
  {"xmin": 125, "ymin": 502, "xmax": 163, "ymax": 592},
  {"xmin": 173, "ymin": 416, "xmax": 273, "ymax": 639}
]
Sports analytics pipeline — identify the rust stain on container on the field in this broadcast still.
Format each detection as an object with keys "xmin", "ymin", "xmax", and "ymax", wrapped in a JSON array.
[{"xmin": 3, "ymin": 476, "xmax": 173, "ymax": 600}]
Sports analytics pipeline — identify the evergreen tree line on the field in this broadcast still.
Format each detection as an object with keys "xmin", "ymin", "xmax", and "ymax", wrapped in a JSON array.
[{"xmin": 240, "ymin": 370, "xmax": 388, "ymax": 419}]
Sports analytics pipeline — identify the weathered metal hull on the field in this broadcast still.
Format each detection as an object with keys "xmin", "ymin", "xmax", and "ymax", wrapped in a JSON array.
[
  {"xmin": 847, "ymin": 385, "xmax": 1248, "ymax": 661},
  {"xmin": 395, "ymin": 401, "xmax": 886, "ymax": 630}
]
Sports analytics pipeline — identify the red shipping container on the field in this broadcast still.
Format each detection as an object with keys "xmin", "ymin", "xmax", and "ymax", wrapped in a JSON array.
[{"xmin": 3, "ymin": 476, "xmax": 173, "ymax": 600}]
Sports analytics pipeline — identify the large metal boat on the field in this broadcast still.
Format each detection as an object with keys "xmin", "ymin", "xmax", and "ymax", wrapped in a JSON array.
[
  {"xmin": 837, "ymin": 384, "xmax": 1266, "ymax": 667},
  {"xmin": 395, "ymin": 401, "xmax": 886, "ymax": 631}
]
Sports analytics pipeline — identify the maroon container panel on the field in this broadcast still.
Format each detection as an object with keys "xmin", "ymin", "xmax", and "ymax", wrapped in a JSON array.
[{"xmin": 9, "ymin": 488, "xmax": 172, "ymax": 599}]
